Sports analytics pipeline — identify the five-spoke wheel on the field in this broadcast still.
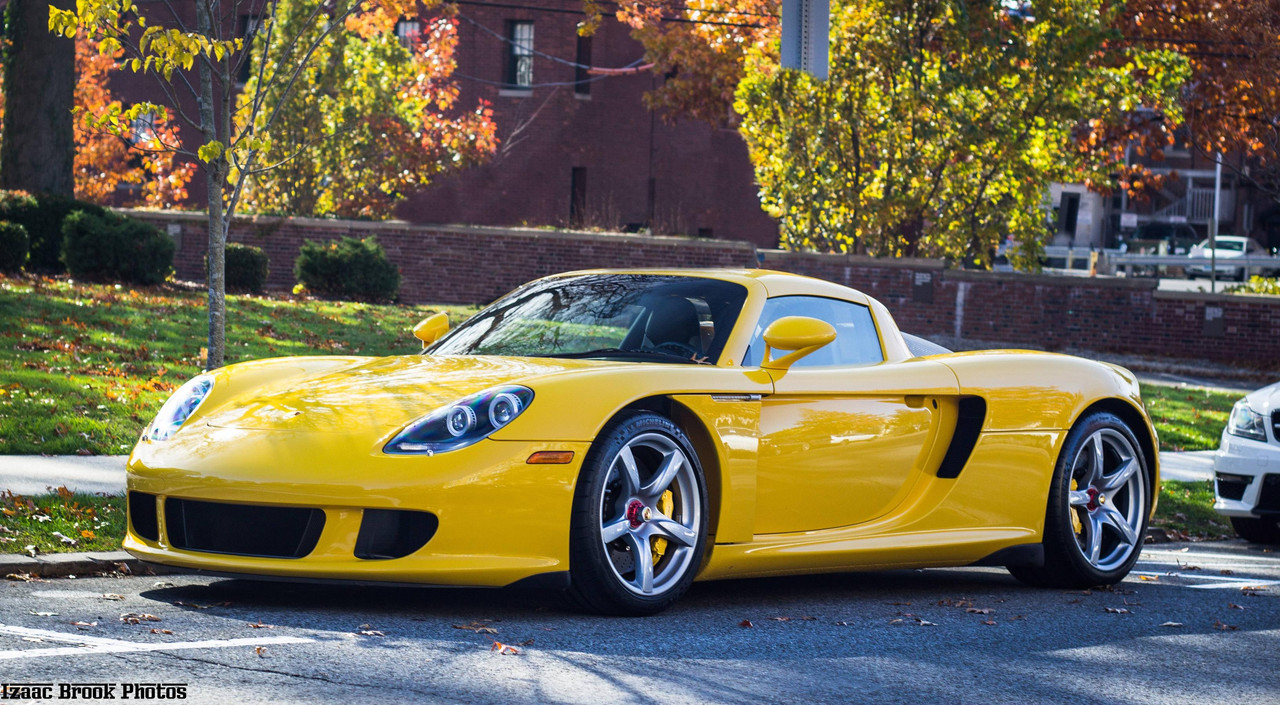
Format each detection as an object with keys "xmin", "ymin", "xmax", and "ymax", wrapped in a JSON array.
[
  {"xmin": 1010, "ymin": 411, "xmax": 1151, "ymax": 588},
  {"xmin": 568, "ymin": 412, "xmax": 707, "ymax": 615}
]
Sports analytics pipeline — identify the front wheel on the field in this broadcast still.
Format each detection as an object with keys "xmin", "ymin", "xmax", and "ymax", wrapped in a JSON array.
[
  {"xmin": 1010, "ymin": 412, "xmax": 1150, "ymax": 588},
  {"xmin": 566, "ymin": 411, "xmax": 708, "ymax": 615}
]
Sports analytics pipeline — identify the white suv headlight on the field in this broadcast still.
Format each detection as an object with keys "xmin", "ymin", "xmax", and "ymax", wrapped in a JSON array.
[{"xmin": 1227, "ymin": 399, "xmax": 1267, "ymax": 442}]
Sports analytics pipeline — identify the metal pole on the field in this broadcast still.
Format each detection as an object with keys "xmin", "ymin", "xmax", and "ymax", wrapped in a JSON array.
[{"xmin": 1211, "ymin": 154, "xmax": 1222, "ymax": 293}]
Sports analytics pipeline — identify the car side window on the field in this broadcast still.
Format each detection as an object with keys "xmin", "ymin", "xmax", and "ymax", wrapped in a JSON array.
[{"xmin": 742, "ymin": 296, "xmax": 884, "ymax": 368}]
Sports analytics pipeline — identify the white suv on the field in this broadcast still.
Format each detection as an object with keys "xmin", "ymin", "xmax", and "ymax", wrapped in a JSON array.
[{"xmin": 1214, "ymin": 381, "xmax": 1280, "ymax": 543}]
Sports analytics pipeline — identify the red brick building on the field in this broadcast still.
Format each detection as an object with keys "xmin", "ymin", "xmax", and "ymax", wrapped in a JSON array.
[
  {"xmin": 398, "ymin": 1, "xmax": 779, "ymax": 246},
  {"xmin": 111, "ymin": 0, "xmax": 781, "ymax": 247}
]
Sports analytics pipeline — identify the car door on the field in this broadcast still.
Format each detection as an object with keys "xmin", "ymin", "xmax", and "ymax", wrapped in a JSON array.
[{"xmin": 747, "ymin": 296, "xmax": 959, "ymax": 534}]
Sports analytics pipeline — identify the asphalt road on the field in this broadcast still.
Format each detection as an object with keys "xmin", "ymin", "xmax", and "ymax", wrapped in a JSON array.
[{"xmin": 2, "ymin": 541, "xmax": 1277, "ymax": 704}]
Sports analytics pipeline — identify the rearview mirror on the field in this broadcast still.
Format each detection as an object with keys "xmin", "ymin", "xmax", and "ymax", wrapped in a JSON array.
[
  {"xmin": 762, "ymin": 316, "xmax": 836, "ymax": 370},
  {"xmin": 413, "ymin": 312, "xmax": 450, "ymax": 347}
]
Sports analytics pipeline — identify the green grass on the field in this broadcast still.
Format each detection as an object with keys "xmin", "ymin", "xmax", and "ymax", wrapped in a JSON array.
[
  {"xmin": 0, "ymin": 275, "xmax": 474, "ymax": 455},
  {"xmin": 1, "ymin": 488, "xmax": 126, "ymax": 555},
  {"xmin": 1140, "ymin": 383, "xmax": 1237, "ymax": 452},
  {"xmin": 1152, "ymin": 479, "xmax": 1232, "ymax": 540}
]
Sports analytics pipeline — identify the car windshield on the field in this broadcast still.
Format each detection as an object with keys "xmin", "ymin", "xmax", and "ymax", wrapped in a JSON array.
[
  {"xmin": 427, "ymin": 274, "xmax": 749, "ymax": 364},
  {"xmin": 1203, "ymin": 239, "xmax": 1245, "ymax": 252}
]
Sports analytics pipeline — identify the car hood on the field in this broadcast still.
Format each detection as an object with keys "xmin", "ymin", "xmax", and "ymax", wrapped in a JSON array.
[
  {"xmin": 199, "ymin": 354, "xmax": 619, "ymax": 435},
  {"xmin": 1244, "ymin": 380, "xmax": 1280, "ymax": 417}
]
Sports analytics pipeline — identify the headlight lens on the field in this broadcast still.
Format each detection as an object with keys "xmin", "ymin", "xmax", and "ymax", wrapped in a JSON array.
[
  {"xmin": 146, "ymin": 375, "xmax": 214, "ymax": 441},
  {"xmin": 384, "ymin": 385, "xmax": 534, "ymax": 454},
  {"xmin": 1227, "ymin": 399, "xmax": 1267, "ymax": 442}
]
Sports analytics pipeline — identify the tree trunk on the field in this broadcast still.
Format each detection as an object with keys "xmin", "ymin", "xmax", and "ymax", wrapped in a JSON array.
[
  {"xmin": 195, "ymin": 0, "xmax": 226, "ymax": 370},
  {"xmin": 0, "ymin": 0, "xmax": 75, "ymax": 196}
]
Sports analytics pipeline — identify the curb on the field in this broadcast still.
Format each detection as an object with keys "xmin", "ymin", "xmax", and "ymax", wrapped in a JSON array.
[{"xmin": 0, "ymin": 550, "xmax": 171, "ymax": 579}]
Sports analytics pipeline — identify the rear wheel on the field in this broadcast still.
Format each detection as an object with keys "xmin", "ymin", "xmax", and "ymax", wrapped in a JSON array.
[
  {"xmin": 1230, "ymin": 517, "xmax": 1280, "ymax": 544},
  {"xmin": 567, "ymin": 411, "xmax": 707, "ymax": 616},
  {"xmin": 1010, "ymin": 412, "xmax": 1150, "ymax": 588}
]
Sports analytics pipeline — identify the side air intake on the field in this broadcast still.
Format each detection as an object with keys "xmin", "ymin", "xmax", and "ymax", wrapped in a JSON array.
[{"xmin": 937, "ymin": 397, "xmax": 987, "ymax": 479}]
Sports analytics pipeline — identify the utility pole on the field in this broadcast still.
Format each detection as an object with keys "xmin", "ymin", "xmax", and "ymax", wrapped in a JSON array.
[{"xmin": 1211, "ymin": 154, "xmax": 1222, "ymax": 293}]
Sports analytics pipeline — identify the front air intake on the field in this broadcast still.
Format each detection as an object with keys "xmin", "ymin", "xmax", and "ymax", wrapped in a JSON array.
[
  {"xmin": 354, "ymin": 509, "xmax": 438, "ymax": 560},
  {"xmin": 164, "ymin": 498, "xmax": 325, "ymax": 559},
  {"xmin": 128, "ymin": 491, "xmax": 159, "ymax": 542}
]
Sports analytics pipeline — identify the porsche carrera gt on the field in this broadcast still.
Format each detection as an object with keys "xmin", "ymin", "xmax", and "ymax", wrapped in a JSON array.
[{"xmin": 125, "ymin": 269, "xmax": 1159, "ymax": 615}]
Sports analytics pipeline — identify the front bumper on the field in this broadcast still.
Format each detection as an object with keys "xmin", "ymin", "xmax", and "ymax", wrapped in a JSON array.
[
  {"xmin": 125, "ymin": 426, "xmax": 589, "ymax": 587},
  {"xmin": 1212, "ymin": 431, "xmax": 1280, "ymax": 518}
]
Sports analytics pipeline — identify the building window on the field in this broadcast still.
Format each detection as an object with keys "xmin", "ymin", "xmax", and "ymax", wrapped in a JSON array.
[
  {"xmin": 237, "ymin": 15, "xmax": 261, "ymax": 84},
  {"xmin": 506, "ymin": 21, "xmax": 534, "ymax": 89},
  {"xmin": 574, "ymin": 35, "xmax": 592, "ymax": 95},
  {"xmin": 395, "ymin": 19, "xmax": 421, "ymax": 48},
  {"xmin": 129, "ymin": 111, "xmax": 159, "ymax": 146}
]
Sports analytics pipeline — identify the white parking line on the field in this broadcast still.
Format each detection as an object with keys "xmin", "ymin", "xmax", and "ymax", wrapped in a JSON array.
[
  {"xmin": 0, "ymin": 624, "xmax": 313, "ymax": 661},
  {"xmin": 1129, "ymin": 571, "xmax": 1280, "ymax": 590}
]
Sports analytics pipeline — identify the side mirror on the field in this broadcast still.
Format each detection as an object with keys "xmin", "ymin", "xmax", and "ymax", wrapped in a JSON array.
[
  {"xmin": 762, "ymin": 316, "xmax": 836, "ymax": 370},
  {"xmin": 413, "ymin": 312, "xmax": 450, "ymax": 347}
]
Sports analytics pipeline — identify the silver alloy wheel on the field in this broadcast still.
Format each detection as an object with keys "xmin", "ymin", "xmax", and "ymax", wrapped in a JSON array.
[
  {"xmin": 1066, "ymin": 428, "xmax": 1146, "ymax": 572},
  {"xmin": 598, "ymin": 432, "xmax": 701, "ymax": 596}
]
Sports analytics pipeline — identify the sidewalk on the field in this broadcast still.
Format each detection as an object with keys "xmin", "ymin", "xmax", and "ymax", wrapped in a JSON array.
[
  {"xmin": 0, "ymin": 455, "xmax": 127, "ymax": 496},
  {"xmin": 0, "ymin": 448, "xmax": 1217, "ymax": 496}
]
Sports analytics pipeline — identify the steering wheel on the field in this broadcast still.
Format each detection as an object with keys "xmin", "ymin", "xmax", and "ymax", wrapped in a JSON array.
[{"xmin": 655, "ymin": 341, "xmax": 701, "ymax": 359}]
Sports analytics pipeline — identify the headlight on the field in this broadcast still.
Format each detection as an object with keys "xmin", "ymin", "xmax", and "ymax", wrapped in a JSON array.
[
  {"xmin": 1227, "ymin": 399, "xmax": 1267, "ymax": 442},
  {"xmin": 384, "ymin": 385, "xmax": 534, "ymax": 455},
  {"xmin": 146, "ymin": 375, "xmax": 214, "ymax": 441}
]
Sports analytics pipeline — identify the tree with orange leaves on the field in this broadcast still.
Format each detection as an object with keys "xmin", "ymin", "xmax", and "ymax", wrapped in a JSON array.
[
  {"xmin": 0, "ymin": 36, "xmax": 194, "ymax": 207},
  {"xmin": 52, "ymin": 0, "xmax": 487, "ymax": 369},
  {"xmin": 239, "ymin": 1, "xmax": 496, "ymax": 219},
  {"xmin": 1104, "ymin": 0, "xmax": 1280, "ymax": 206},
  {"xmin": 589, "ymin": 1, "xmax": 778, "ymax": 124}
]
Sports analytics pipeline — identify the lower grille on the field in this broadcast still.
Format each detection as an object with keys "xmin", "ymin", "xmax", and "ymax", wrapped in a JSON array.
[
  {"xmin": 164, "ymin": 498, "xmax": 325, "ymax": 559},
  {"xmin": 1215, "ymin": 473, "xmax": 1251, "ymax": 502},
  {"xmin": 1257, "ymin": 475, "xmax": 1280, "ymax": 514}
]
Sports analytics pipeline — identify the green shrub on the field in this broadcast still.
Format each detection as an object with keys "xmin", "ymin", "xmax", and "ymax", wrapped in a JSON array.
[
  {"xmin": 61, "ymin": 210, "xmax": 174, "ymax": 285},
  {"xmin": 218, "ymin": 243, "xmax": 270, "ymax": 293},
  {"xmin": 0, "ymin": 190, "xmax": 107, "ymax": 272},
  {"xmin": 0, "ymin": 221, "xmax": 29, "ymax": 273},
  {"xmin": 294, "ymin": 236, "xmax": 400, "ymax": 302}
]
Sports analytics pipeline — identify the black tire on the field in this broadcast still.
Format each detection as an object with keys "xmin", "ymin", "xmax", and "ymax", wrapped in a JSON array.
[
  {"xmin": 566, "ymin": 410, "xmax": 708, "ymax": 616},
  {"xmin": 1009, "ymin": 411, "xmax": 1151, "ymax": 589},
  {"xmin": 1230, "ymin": 516, "xmax": 1280, "ymax": 544}
]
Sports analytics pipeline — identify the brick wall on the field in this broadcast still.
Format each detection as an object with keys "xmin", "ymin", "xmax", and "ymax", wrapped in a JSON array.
[{"xmin": 128, "ymin": 210, "xmax": 1280, "ymax": 369}]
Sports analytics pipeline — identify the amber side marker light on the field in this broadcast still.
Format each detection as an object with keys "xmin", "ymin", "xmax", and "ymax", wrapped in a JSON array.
[{"xmin": 527, "ymin": 451, "xmax": 575, "ymax": 464}]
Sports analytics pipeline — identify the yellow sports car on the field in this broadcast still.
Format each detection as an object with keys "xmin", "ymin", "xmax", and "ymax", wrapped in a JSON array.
[{"xmin": 126, "ymin": 269, "xmax": 1158, "ymax": 615}]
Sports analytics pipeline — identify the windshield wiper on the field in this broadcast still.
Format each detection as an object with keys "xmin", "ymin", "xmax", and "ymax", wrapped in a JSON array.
[{"xmin": 543, "ymin": 347, "xmax": 710, "ymax": 365}]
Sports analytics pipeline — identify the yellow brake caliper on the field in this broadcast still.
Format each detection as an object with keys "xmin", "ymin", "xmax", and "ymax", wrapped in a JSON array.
[
  {"xmin": 651, "ymin": 489, "xmax": 674, "ymax": 565},
  {"xmin": 1070, "ymin": 478, "xmax": 1083, "ymax": 534}
]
